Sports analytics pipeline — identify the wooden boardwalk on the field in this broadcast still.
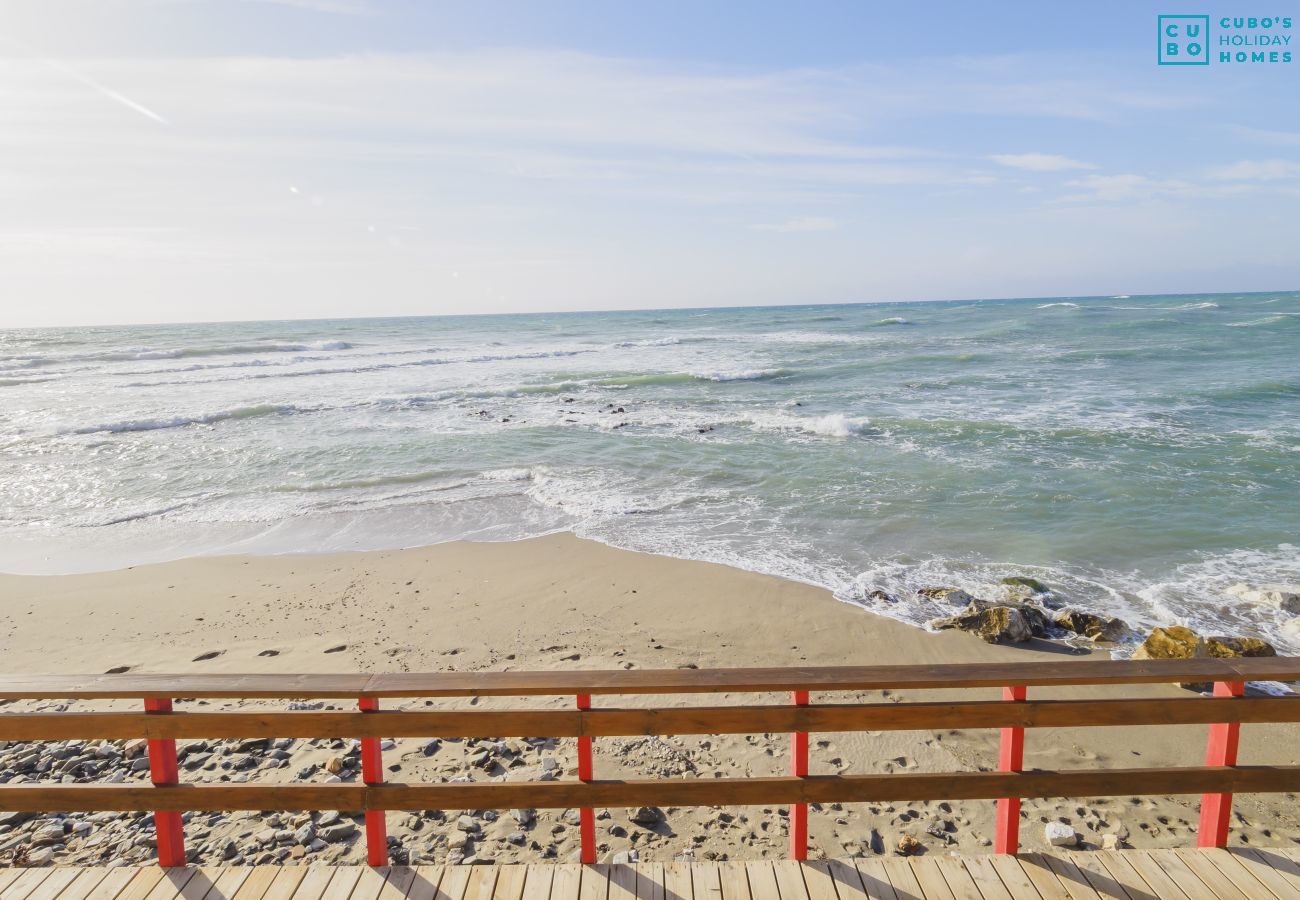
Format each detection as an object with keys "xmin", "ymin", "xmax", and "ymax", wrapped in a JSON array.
[{"xmin": 3, "ymin": 850, "xmax": 1299, "ymax": 900}]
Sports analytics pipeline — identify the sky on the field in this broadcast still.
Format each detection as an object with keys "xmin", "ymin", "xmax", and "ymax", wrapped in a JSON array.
[{"xmin": 1, "ymin": 1, "xmax": 1299, "ymax": 327}]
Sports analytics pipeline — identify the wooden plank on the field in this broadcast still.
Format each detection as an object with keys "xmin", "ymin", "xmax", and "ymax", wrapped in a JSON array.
[
  {"xmin": 286, "ymin": 868, "xmax": 337, "ymax": 900},
  {"xmin": 1199, "ymin": 849, "xmax": 1289, "ymax": 900},
  {"xmin": 823, "ymin": 860, "xmax": 869, "ymax": 900},
  {"xmin": 197, "ymin": 868, "xmax": 253, "ymax": 900},
  {"xmin": 406, "ymin": 868, "xmax": 446, "ymax": 900},
  {"xmin": 2, "ymin": 869, "xmax": 55, "ymax": 900},
  {"xmin": 20, "ymin": 868, "xmax": 82, "ymax": 900},
  {"xmin": 178, "ymin": 870, "xmax": 226, "ymax": 900},
  {"xmin": 317, "ymin": 868, "xmax": 364, "ymax": 900},
  {"xmin": 932, "ymin": 858, "xmax": 984, "ymax": 900},
  {"xmin": 1234, "ymin": 849, "xmax": 1300, "ymax": 896},
  {"xmin": 232, "ymin": 868, "xmax": 281, "ymax": 900},
  {"xmin": 146, "ymin": 868, "xmax": 200, "ymax": 900},
  {"xmin": 579, "ymin": 865, "xmax": 608, "ymax": 900},
  {"xmin": 1091, "ymin": 852, "xmax": 1164, "ymax": 900},
  {"xmin": 436, "ymin": 867, "xmax": 474, "ymax": 900},
  {"xmin": 3, "ymin": 657, "xmax": 1299, "ymax": 700},
  {"xmin": 849, "ymin": 861, "xmax": 897, "ymax": 900},
  {"xmin": 959, "ymin": 857, "xmax": 1014, "ymax": 900},
  {"xmin": 906, "ymin": 858, "xmax": 956, "ymax": 900},
  {"xmin": 117, "ymin": 869, "xmax": 171, "ymax": 900},
  {"xmin": 88, "ymin": 869, "xmax": 163, "ymax": 900},
  {"xmin": 1133, "ymin": 852, "xmax": 1214, "ymax": 900},
  {"xmin": 987, "ymin": 857, "xmax": 1044, "ymax": 900},
  {"xmin": 259, "ymin": 867, "xmax": 309, "ymax": 900},
  {"xmin": 53, "ymin": 869, "xmax": 112, "ymax": 900},
  {"xmin": 351, "ymin": 868, "xmax": 395, "ymax": 900},
  {"xmin": 1066, "ymin": 852, "xmax": 1136, "ymax": 899},
  {"xmin": 716, "ymin": 863, "xmax": 749, "ymax": 900},
  {"xmin": 692, "ymin": 866, "xmax": 721, "ymax": 900},
  {"xmin": 518, "ymin": 867, "xmax": 552, "ymax": 900},
  {"xmin": 8, "ymin": 765, "xmax": 1298, "ymax": 815},
  {"xmin": 463, "ymin": 868, "xmax": 500, "ymax": 900},
  {"xmin": 799, "ymin": 862, "xmax": 838, "ymax": 900},
  {"xmin": 1017, "ymin": 855, "xmax": 1071, "ymax": 900},
  {"xmin": 0, "ymin": 872, "xmax": 27, "ymax": 895},
  {"xmin": 742, "ymin": 863, "xmax": 780, "ymax": 900},
  {"xmin": 878, "ymin": 859, "xmax": 926, "ymax": 900},
  {"xmin": 494, "ymin": 867, "xmax": 529, "ymax": 900},
  {"xmin": 634, "ymin": 864, "xmax": 665, "ymax": 900},
  {"xmin": 661, "ymin": 865, "xmax": 691, "ymax": 900},
  {"xmin": 1039, "ymin": 856, "xmax": 1101, "ymax": 900},
  {"xmin": 548, "ymin": 866, "xmax": 583, "ymax": 900},
  {"xmin": 770, "ymin": 861, "xmax": 809, "ymax": 900},
  {"xmin": 1118, "ymin": 852, "xmax": 1191, "ymax": 900},
  {"xmin": 1170, "ymin": 849, "xmax": 1253, "ymax": 900},
  {"xmin": 381, "ymin": 869, "xmax": 419, "ymax": 900}
]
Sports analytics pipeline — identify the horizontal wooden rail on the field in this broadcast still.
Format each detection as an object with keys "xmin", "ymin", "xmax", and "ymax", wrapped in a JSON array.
[
  {"xmin": 2, "ymin": 696, "xmax": 1298, "ymax": 741},
  {"xmin": 1, "ymin": 766, "xmax": 1296, "ymax": 813},
  {"xmin": 2, "ymin": 657, "xmax": 1299, "ymax": 699}
]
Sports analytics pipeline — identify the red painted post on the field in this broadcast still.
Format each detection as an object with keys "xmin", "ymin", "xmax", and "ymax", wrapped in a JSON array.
[
  {"xmin": 1198, "ymin": 679, "xmax": 1245, "ymax": 848},
  {"xmin": 358, "ymin": 697, "xmax": 388, "ymax": 866},
  {"xmin": 994, "ymin": 685, "xmax": 1027, "ymax": 854},
  {"xmin": 576, "ymin": 693, "xmax": 596, "ymax": 864},
  {"xmin": 143, "ymin": 698, "xmax": 186, "ymax": 867},
  {"xmin": 789, "ymin": 689, "xmax": 810, "ymax": 860}
]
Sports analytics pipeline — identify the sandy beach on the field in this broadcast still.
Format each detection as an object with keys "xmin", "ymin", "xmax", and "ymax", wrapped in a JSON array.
[{"xmin": 0, "ymin": 534, "xmax": 1296, "ymax": 867}]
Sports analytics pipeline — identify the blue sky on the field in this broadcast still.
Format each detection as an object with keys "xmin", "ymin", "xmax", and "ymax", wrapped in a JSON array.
[{"xmin": 1, "ymin": 0, "xmax": 1298, "ymax": 326}]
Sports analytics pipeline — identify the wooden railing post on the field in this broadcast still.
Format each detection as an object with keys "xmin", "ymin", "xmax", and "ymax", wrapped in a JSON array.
[
  {"xmin": 358, "ymin": 697, "xmax": 388, "ymax": 866},
  {"xmin": 994, "ymin": 685, "xmax": 1026, "ymax": 854},
  {"xmin": 143, "ymin": 697, "xmax": 186, "ymax": 867},
  {"xmin": 1198, "ymin": 679, "xmax": 1245, "ymax": 848},
  {"xmin": 789, "ymin": 689, "xmax": 809, "ymax": 860},
  {"xmin": 576, "ymin": 693, "xmax": 596, "ymax": 864}
]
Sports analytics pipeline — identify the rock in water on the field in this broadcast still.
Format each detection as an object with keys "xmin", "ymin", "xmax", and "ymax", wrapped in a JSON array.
[
  {"xmin": 1053, "ymin": 609, "xmax": 1127, "ymax": 642},
  {"xmin": 928, "ymin": 603, "xmax": 1033, "ymax": 644},
  {"xmin": 1205, "ymin": 636, "xmax": 1276, "ymax": 659},
  {"xmin": 1132, "ymin": 625, "xmax": 1206, "ymax": 659},
  {"xmin": 916, "ymin": 587, "xmax": 975, "ymax": 606},
  {"xmin": 1044, "ymin": 822, "xmax": 1078, "ymax": 847},
  {"xmin": 1000, "ymin": 576, "xmax": 1050, "ymax": 594},
  {"xmin": 1226, "ymin": 583, "xmax": 1300, "ymax": 614}
]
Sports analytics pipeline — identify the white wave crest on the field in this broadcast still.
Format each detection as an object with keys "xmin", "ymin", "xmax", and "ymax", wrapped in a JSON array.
[
  {"xmin": 1036, "ymin": 302, "xmax": 1079, "ymax": 309},
  {"xmin": 64, "ymin": 403, "xmax": 300, "ymax": 435}
]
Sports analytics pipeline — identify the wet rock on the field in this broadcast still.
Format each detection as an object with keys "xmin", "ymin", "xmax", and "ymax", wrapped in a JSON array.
[
  {"xmin": 1132, "ymin": 625, "xmax": 1206, "ymax": 660},
  {"xmin": 1001, "ymin": 576, "xmax": 1050, "ymax": 595},
  {"xmin": 928, "ymin": 604, "xmax": 1033, "ymax": 644},
  {"xmin": 917, "ymin": 587, "xmax": 974, "ymax": 606},
  {"xmin": 1205, "ymin": 636, "xmax": 1276, "ymax": 659},
  {"xmin": 1053, "ymin": 609, "xmax": 1127, "ymax": 642},
  {"xmin": 868, "ymin": 590, "xmax": 896, "ymax": 604},
  {"xmin": 1226, "ymin": 584, "xmax": 1300, "ymax": 614}
]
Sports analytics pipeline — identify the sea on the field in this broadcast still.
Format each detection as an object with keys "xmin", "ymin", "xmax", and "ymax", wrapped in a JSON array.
[{"xmin": 2, "ymin": 292, "xmax": 1297, "ymax": 652}]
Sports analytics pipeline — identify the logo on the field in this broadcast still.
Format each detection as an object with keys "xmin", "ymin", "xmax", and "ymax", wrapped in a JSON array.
[
  {"xmin": 1158, "ymin": 14, "xmax": 1294, "ymax": 65},
  {"xmin": 1159, "ymin": 15, "xmax": 1210, "ymax": 64}
]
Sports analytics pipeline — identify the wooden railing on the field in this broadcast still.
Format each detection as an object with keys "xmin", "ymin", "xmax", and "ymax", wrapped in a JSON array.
[{"xmin": 1, "ymin": 658, "xmax": 1298, "ymax": 867}]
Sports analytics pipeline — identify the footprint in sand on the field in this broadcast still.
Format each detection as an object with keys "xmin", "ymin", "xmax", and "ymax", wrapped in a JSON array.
[
  {"xmin": 104, "ymin": 666, "xmax": 132, "ymax": 674},
  {"xmin": 324, "ymin": 645, "xmax": 347, "ymax": 654},
  {"xmin": 192, "ymin": 651, "xmax": 223, "ymax": 662},
  {"xmin": 257, "ymin": 649, "xmax": 281, "ymax": 657}
]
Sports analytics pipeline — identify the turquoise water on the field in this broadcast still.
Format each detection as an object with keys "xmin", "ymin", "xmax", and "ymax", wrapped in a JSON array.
[{"xmin": 2, "ymin": 292, "xmax": 1297, "ymax": 649}]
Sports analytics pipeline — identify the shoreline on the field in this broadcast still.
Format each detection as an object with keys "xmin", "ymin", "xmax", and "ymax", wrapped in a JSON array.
[{"xmin": 1, "ymin": 534, "xmax": 1297, "ymax": 865}]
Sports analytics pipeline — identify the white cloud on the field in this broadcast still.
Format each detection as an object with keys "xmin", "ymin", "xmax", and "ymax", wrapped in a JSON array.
[
  {"xmin": 750, "ymin": 216, "xmax": 839, "ymax": 233},
  {"xmin": 1209, "ymin": 159, "xmax": 1300, "ymax": 181},
  {"xmin": 989, "ymin": 153, "xmax": 1096, "ymax": 172}
]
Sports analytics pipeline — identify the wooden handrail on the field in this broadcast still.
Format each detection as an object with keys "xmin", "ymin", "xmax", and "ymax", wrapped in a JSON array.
[
  {"xmin": 1, "ymin": 696, "xmax": 1298, "ymax": 741},
  {"xmin": 2, "ymin": 656, "xmax": 1299, "ymax": 699},
  {"xmin": 0, "ymin": 659, "xmax": 1296, "ymax": 867}
]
